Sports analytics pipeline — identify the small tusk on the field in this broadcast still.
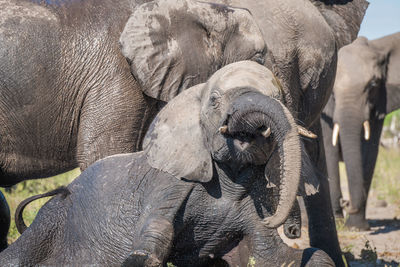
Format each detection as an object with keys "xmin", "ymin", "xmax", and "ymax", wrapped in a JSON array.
[
  {"xmin": 363, "ymin": 120, "xmax": 370, "ymax": 140},
  {"xmin": 219, "ymin": 125, "xmax": 228, "ymax": 134},
  {"xmin": 262, "ymin": 127, "xmax": 271, "ymax": 138},
  {"xmin": 332, "ymin": 123, "xmax": 339, "ymax": 146},
  {"xmin": 298, "ymin": 126, "xmax": 317, "ymax": 139}
]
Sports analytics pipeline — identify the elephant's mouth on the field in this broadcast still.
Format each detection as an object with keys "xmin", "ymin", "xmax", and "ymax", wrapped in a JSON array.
[
  {"xmin": 217, "ymin": 113, "xmax": 274, "ymax": 165},
  {"xmin": 220, "ymin": 127, "xmax": 272, "ymax": 152}
]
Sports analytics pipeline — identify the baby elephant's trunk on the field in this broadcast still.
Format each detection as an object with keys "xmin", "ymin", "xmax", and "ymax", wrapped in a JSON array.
[{"xmin": 229, "ymin": 92, "xmax": 301, "ymax": 228}]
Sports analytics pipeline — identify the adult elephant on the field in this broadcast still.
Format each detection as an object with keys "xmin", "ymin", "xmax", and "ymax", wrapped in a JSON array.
[
  {"xmin": 0, "ymin": 0, "xmax": 267, "ymax": 249},
  {"xmin": 321, "ymin": 32, "xmax": 400, "ymax": 230},
  {"xmin": 209, "ymin": 1, "xmax": 368, "ymax": 266}
]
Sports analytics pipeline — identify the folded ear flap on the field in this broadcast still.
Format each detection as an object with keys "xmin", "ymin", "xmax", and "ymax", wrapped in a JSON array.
[
  {"xmin": 143, "ymin": 84, "xmax": 213, "ymax": 183},
  {"xmin": 120, "ymin": 0, "xmax": 265, "ymax": 102},
  {"xmin": 311, "ymin": 0, "xmax": 369, "ymax": 48}
]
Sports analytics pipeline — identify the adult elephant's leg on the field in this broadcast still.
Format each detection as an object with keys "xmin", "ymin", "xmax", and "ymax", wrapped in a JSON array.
[
  {"xmin": 0, "ymin": 190, "xmax": 10, "ymax": 251},
  {"xmin": 303, "ymin": 119, "xmax": 344, "ymax": 267},
  {"xmin": 76, "ymin": 75, "xmax": 158, "ymax": 170},
  {"xmin": 321, "ymin": 109, "xmax": 343, "ymax": 218}
]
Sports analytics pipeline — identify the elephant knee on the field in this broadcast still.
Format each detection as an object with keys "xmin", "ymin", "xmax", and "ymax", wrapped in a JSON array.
[{"xmin": 136, "ymin": 215, "xmax": 174, "ymax": 261}]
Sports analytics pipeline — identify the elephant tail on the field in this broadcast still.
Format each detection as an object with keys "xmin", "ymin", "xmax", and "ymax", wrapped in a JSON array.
[{"xmin": 15, "ymin": 186, "xmax": 70, "ymax": 234}]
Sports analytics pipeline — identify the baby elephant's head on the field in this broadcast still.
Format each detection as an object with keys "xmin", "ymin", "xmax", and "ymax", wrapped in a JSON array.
[
  {"xmin": 199, "ymin": 62, "xmax": 294, "ymax": 168},
  {"xmin": 144, "ymin": 61, "xmax": 313, "ymax": 228}
]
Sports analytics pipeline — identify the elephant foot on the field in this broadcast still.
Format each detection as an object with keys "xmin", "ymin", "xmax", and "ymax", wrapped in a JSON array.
[
  {"xmin": 122, "ymin": 250, "xmax": 162, "ymax": 267},
  {"xmin": 345, "ymin": 214, "xmax": 370, "ymax": 231},
  {"xmin": 284, "ymin": 223, "xmax": 301, "ymax": 239}
]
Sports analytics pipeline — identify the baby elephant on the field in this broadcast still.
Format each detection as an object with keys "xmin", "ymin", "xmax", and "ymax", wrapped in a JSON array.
[{"xmin": 0, "ymin": 61, "xmax": 333, "ymax": 266}]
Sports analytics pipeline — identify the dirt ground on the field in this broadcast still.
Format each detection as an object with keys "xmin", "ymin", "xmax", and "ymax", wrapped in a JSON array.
[{"xmin": 279, "ymin": 184, "xmax": 400, "ymax": 266}]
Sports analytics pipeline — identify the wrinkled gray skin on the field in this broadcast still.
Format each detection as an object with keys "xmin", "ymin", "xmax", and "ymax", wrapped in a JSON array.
[
  {"xmin": 0, "ymin": 0, "xmax": 266, "ymax": 249},
  {"xmin": 212, "ymin": 1, "xmax": 368, "ymax": 265},
  {"xmin": 0, "ymin": 0, "xmax": 368, "ymax": 264},
  {"xmin": 0, "ymin": 62, "xmax": 333, "ymax": 267},
  {"xmin": 321, "ymin": 32, "xmax": 400, "ymax": 230}
]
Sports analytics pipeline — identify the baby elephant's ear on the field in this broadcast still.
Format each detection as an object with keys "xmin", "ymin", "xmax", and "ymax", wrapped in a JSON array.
[{"xmin": 143, "ymin": 84, "xmax": 213, "ymax": 183}]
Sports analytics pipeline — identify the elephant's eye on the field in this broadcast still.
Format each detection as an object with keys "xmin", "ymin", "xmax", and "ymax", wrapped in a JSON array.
[
  {"xmin": 252, "ymin": 52, "xmax": 265, "ymax": 65},
  {"xmin": 210, "ymin": 92, "xmax": 221, "ymax": 109}
]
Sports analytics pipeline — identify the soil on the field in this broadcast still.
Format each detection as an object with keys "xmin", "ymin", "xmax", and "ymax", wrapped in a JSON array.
[{"xmin": 278, "ymin": 192, "xmax": 400, "ymax": 266}]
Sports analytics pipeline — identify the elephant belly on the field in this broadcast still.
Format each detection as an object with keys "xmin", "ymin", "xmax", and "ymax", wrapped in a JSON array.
[{"xmin": 0, "ymin": 104, "xmax": 78, "ymax": 185}]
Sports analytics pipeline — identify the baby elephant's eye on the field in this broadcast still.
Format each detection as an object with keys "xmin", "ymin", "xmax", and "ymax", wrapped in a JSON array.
[
  {"xmin": 252, "ymin": 52, "xmax": 265, "ymax": 65},
  {"xmin": 210, "ymin": 92, "xmax": 221, "ymax": 109}
]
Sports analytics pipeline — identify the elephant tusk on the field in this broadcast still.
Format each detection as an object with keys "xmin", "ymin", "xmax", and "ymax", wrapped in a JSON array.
[
  {"xmin": 262, "ymin": 127, "xmax": 271, "ymax": 138},
  {"xmin": 219, "ymin": 125, "xmax": 228, "ymax": 134},
  {"xmin": 363, "ymin": 120, "xmax": 370, "ymax": 140},
  {"xmin": 332, "ymin": 123, "xmax": 339, "ymax": 146},
  {"xmin": 297, "ymin": 126, "xmax": 317, "ymax": 139}
]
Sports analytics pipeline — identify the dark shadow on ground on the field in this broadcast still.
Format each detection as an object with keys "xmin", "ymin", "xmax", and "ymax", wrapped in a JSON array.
[
  {"xmin": 349, "ymin": 259, "xmax": 400, "ymax": 267},
  {"xmin": 345, "ymin": 251, "xmax": 399, "ymax": 267},
  {"xmin": 369, "ymin": 219, "xmax": 400, "ymax": 235}
]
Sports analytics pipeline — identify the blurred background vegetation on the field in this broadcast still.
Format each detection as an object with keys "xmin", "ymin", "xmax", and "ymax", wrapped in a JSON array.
[
  {"xmin": 1, "ymin": 111, "xmax": 400, "ymax": 244},
  {"xmin": 0, "ymin": 168, "xmax": 80, "ymax": 243}
]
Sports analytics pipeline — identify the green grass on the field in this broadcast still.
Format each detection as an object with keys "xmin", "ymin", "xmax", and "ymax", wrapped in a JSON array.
[
  {"xmin": 383, "ymin": 110, "xmax": 400, "ymax": 127},
  {"xmin": 371, "ymin": 148, "xmax": 400, "ymax": 206},
  {"xmin": 1, "ymin": 168, "xmax": 80, "ymax": 243},
  {"xmin": 339, "ymin": 147, "xmax": 400, "ymax": 206}
]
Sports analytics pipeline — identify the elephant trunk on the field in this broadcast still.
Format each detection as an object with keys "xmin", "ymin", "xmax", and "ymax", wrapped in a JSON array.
[
  {"xmin": 227, "ymin": 93, "xmax": 301, "ymax": 228},
  {"xmin": 335, "ymin": 115, "xmax": 367, "ymax": 213}
]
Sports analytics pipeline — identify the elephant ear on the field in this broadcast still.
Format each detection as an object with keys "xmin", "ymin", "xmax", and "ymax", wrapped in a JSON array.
[
  {"xmin": 310, "ymin": 0, "xmax": 369, "ymax": 48},
  {"xmin": 120, "ymin": 0, "xmax": 265, "ymax": 102},
  {"xmin": 143, "ymin": 84, "xmax": 213, "ymax": 183}
]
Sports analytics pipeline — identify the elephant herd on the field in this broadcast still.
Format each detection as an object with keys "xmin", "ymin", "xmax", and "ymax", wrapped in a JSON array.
[{"xmin": 7, "ymin": 0, "xmax": 399, "ymax": 266}]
